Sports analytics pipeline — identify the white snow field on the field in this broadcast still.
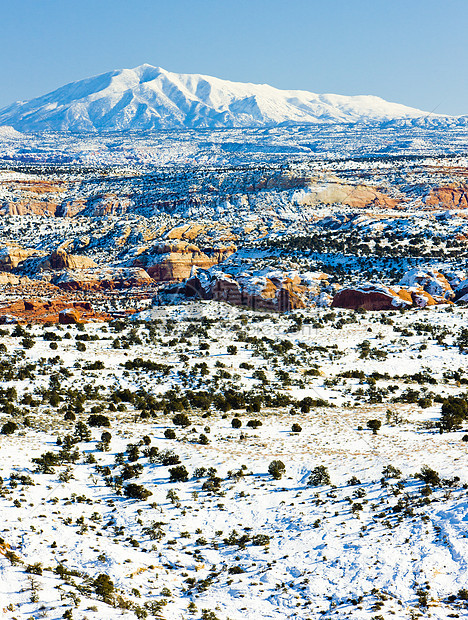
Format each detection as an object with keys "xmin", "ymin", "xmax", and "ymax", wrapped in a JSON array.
[{"xmin": 0, "ymin": 302, "xmax": 467, "ymax": 619}]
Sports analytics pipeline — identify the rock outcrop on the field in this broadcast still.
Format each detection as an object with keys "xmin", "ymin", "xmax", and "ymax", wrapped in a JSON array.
[
  {"xmin": 331, "ymin": 284, "xmax": 410, "ymax": 311},
  {"xmin": 0, "ymin": 179, "xmax": 67, "ymax": 216},
  {"xmin": 296, "ymin": 180, "xmax": 401, "ymax": 209},
  {"xmin": 53, "ymin": 267, "xmax": 153, "ymax": 291},
  {"xmin": 331, "ymin": 271, "xmax": 455, "ymax": 311},
  {"xmin": 134, "ymin": 241, "xmax": 236, "ymax": 281},
  {"xmin": 172, "ymin": 270, "xmax": 308, "ymax": 312},
  {"xmin": 0, "ymin": 271, "xmax": 29, "ymax": 285},
  {"xmin": 43, "ymin": 249, "xmax": 98, "ymax": 271},
  {"xmin": 0, "ymin": 298, "xmax": 109, "ymax": 324},
  {"xmin": 0, "ymin": 246, "xmax": 41, "ymax": 271},
  {"xmin": 425, "ymin": 184, "xmax": 468, "ymax": 209},
  {"xmin": 399, "ymin": 268, "xmax": 454, "ymax": 299},
  {"xmin": 58, "ymin": 309, "xmax": 82, "ymax": 324}
]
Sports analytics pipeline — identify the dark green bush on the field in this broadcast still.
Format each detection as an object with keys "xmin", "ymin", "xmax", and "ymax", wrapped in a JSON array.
[
  {"xmin": 1, "ymin": 421, "xmax": 18, "ymax": 435},
  {"xmin": 93, "ymin": 573, "xmax": 114, "ymax": 601},
  {"xmin": 268, "ymin": 460, "xmax": 286, "ymax": 480},
  {"xmin": 367, "ymin": 419, "xmax": 382, "ymax": 434},
  {"xmin": 246, "ymin": 419, "xmax": 262, "ymax": 429},
  {"xmin": 124, "ymin": 483, "xmax": 152, "ymax": 500},
  {"xmin": 87, "ymin": 414, "xmax": 110, "ymax": 428},
  {"xmin": 307, "ymin": 465, "xmax": 331, "ymax": 487},
  {"xmin": 439, "ymin": 396, "xmax": 468, "ymax": 432},
  {"xmin": 416, "ymin": 466, "xmax": 440, "ymax": 487},
  {"xmin": 169, "ymin": 465, "xmax": 189, "ymax": 482},
  {"xmin": 172, "ymin": 413, "xmax": 191, "ymax": 427}
]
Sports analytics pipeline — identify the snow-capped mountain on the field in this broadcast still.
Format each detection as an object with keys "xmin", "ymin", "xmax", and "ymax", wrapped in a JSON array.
[{"xmin": 0, "ymin": 64, "xmax": 435, "ymax": 132}]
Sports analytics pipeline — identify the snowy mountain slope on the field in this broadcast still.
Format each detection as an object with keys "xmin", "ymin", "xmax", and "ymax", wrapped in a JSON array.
[{"xmin": 0, "ymin": 64, "xmax": 433, "ymax": 132}]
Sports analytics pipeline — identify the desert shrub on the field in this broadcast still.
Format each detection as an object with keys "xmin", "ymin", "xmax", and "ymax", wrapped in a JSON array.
[
  {"xmin": 124, "ymin": 483, "xmax": 152, "ymax": 500},
  {"xmin": 231, "ymin": 418, "xmax": 242, "ymax": 429},
  {"xmin": 169, "ymin": 465, "xmax": 189, "ymax": 482},
  {"xmin": 227, "ymin": 345, "xmax": 238, "ymax": 355},
  {"xmin": 307, "ymin": 465, "xmax": 331, "ymax": 487},
  {"xmin": 291, "ymin": 423, "xmax": 302, "ymax": 433},
  {"xmin": 202, "ymin": 476, "xmax": 222, "ymax": 493},
  {"xmin": 85, "ymin": 361, "xmax": 105, "ymax": 370},
  {"xmin": 126, "ymin": 444, "xmax": 140, "ymax": 462},
  {"xmin": 121, "ymin": 463, "xmax": 143, "ymax": 480},
  {"xmin": 298, "ymin": 396, "xmax": 330, "ymax": 412},
  {"xmin": 416, "ymin": 465, "xmax": 440, "ymax": 487},
  {"xmin": 172, "ymin": 413, "xmax": 191, "ymax": 427},
  {"xmin": 87, "ymin": 414, "xmax": 110, "ymax": 428},
  {"xmin": 456, "ymin": 328, "xmax": 468, "ymax": 352},
  {"xmin": 198, "ymin": 434, "xmax": 209, "ymax": 445},
  {"xmin": 93, "ymin": 573, "xmax": 114, "ymax": 601},
  {"xmin": 74, "ymin": 421, "xmax": 91, "ymax": 442},
  {"xmin": 382, "ymin": 465, "xmax": 402, "ymax": 479},
  {"xmin": 418, "ymin": 397, "xmax": 433, "ymax": 409},
  {"xmin": 158, "ymin": 450, "xmax": 180, "ymax": 466},
  {"xmin": 246, "ymin": 419, "xmax": 262, "ymax": 429},
  {"xmin": 164, "ymin": 428, "xmax": 176, "ymax": 439},
  {"xmin": 439, "ymin": 396, "xmax": 468, "ymax": 432},
  {"xmin": 32, "ymin": 451, "xmax": 60, "ymax": 473},
  {"xmin": 25, "ymin": 562, "xmax": 43, "ymax": 575},
  {"xmin": 268, "ymin": 460, "xmax": 286, "ymax": 480},
  {"xmin": 64, "ymin": 411, "xmax": 76, "ymax": 421},
  {"xmin": 1, "ymin": 421, "xmax": 18, "ymax": 435},
  {"xmin": 367, "ymin": 419, "xmax": 382, "ymax": 434}
]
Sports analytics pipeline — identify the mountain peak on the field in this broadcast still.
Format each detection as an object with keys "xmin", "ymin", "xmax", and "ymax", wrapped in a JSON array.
[{"xmin": 0, "ymin": 65, "xmax": 433, "ymax": 132}]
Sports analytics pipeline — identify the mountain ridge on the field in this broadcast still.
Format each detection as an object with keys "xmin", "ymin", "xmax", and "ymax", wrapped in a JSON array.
[{"xmin": 0, "ymin": 64, "xmax": 454, "ymax": 132}]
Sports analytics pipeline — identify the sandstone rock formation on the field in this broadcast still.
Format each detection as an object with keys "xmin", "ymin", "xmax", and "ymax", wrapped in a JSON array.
[
  {"xmin": 0, "ymin": 297, "xmax": 108, "ymax": 324},
  {"xmin": 0, "ymin": 178, "xmax": 67, "ymax": 216},
  {"xmin": 399, "ymin": 268, "xmax": 454, "ymax": 299},
  {"xmin": 53, "ymin": 267, "xmax": 153, "ymax": 291},
  {"xmin": 425, "ymin": 184, "xmax": 468, "ymax": 209},
  {"xmin": 0, "ymin": 246, "xmax": 41, "ymax": 271},
  {"xmin": 43, "ymin": 249, "xmax": 98, "ymax": 270},
  {"xmin": 331, "ymin": 275, "xmax": 453, "ymax": 311},
  {"xmin": 175, "ymin": 270, "xmax": 307, "ymax": 312},
  {"xmin": 59, "ymin": 309, "xmax": 82, "ymax": 324},
  {"xmin": 331, "ymin": 284, "xmax": 410, "ymax": 311},
  {"xmin": 0, "ymin": 271, "xmax": 28, "ymax": 285},
  {"xmin": 296, "ymin": 179, "xmax": 401, "ymax": 209},
  {"xmin": 134, "ymin": 241, "xmax": 236, "ymax": 281}
]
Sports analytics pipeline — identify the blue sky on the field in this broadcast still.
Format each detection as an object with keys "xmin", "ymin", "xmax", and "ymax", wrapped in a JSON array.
[{"xmin": 1, "ymin": 0, "xmax": 466, "ymax": 115}]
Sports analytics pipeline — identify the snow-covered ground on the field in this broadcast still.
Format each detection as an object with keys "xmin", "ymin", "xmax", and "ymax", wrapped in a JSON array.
[{"xmin": 0, "ymin": 303, "xmax": 467, "ymax": 619}]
